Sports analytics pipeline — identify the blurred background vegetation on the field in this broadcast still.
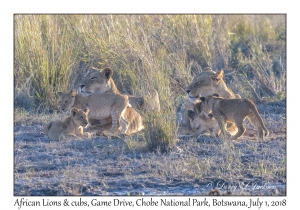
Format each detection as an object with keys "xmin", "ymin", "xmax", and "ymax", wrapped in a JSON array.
[{"xmin": 14, "ymin": 14, "xmax": 286, "ymax": 152}]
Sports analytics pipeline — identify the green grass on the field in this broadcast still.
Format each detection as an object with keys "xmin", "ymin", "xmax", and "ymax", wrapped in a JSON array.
[{"xmin": 14, "ymin": 14, "xmax": 286, "ymax": 151}]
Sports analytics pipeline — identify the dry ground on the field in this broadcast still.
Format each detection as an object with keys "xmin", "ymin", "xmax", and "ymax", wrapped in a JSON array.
[{"xmin": 14, "ymin": 100, "xmax": 286, "ymax": 196}]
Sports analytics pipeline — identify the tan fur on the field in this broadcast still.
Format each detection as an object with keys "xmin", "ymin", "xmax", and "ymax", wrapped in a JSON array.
[
  {"xmin": 78, "ymin": 67, "xmax": 160, "ymax": 113},
  {"xmin": 187, "ymin": 109, "xmax": 220, "ymax": 137},
  {"xmin": 185, "ymin": 69, "xmax": 238, "ymax": 102},
  {"xmin": 199, "ymin": 94, "xmax": 269, "ymax": 141},
  {"xmin": 85, "ymin": 107, "xmax": 144, "ymax": 135},
  {"xmin": 44, "ymin": 108, "xmax": 91, "ymax": 141},
  {"xmin": 57, "ymin": 90, "xmax": 130, "ymax": 136},
  {"xmin": 179, "ymin": 68, "xmax": 240, "ymax": 134},
  {"xmin": 77, "ymin": 67, "xmax": 150, "ymax": 135},
  {"xmin": 185, "ymin": 99, "xmax": 238, "ymax": 137}
]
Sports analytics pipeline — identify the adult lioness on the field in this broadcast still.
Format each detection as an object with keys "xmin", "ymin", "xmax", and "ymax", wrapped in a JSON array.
[
  {"xmin": 199, "ymin": 93, "xmax": 269, "ymax": 141},
  {"xmin": 58, "ymin": 90, "xmax": 130, "ymax": 136},
  {"xmin": 178, "ymin": 67, "xmax": 240, "ymax": 134},
  {"xmin": 44, "ymin": 108, "xmax": 91, "ymax": 141},
  {"xmin": 78, "ymin": 67, "xmax": 160, "ymax": 113},
  {"xmin": 185, "ymin": 68, "xmax": 241, "ymax": 102}
]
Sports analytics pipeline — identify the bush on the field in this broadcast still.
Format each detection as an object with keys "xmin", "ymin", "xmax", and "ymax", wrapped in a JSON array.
[{"xmin": 14, "ymin": 14, "xmax": 286, "ymax": 148}]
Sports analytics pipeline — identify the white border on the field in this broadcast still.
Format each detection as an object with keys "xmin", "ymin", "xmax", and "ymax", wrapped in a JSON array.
[{"xmin": 3, "ymin": 0, "xmax": 298, "ymax": 209}]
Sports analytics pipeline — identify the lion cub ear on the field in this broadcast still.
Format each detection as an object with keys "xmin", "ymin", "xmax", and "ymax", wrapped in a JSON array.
[
  {"xmin": 101, "ymin": 67, "xmax": 113, "ymax": 79},
  {"xmin": 70, "ymin": 89, "xmax": 77, "ymax": 97},
  {"xmin": 199, "ymin": 96, "xmax": 206, "ymax": 102},
  {"xmin": 212, "ymin": 70, "xmax": 224, "ymax": 81},
  {"xmin": 187, "ymin": 109, "xmax": 196, "ymax": 120},
  {"xmin": 71, "ymin": 107, "xmax": 79, "ymax": 117}
]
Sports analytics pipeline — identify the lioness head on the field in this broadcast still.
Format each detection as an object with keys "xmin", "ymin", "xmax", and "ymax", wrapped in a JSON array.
[
  {"xmin": 187, "ymin": 109, "xmax": 216, "ymax": 134},
  {"xmin": 71, "ymin": 107, "xmax": 90, "ymax": 127},
  {"xmin": 79, "ymin": 67, "xmax": 115, "ymax": 95},
  {"xmin": 57, "ymin": 90, "xmax": 77, "ymax": 113},
  {"xmin": 185, "ymin": 69, "xmax": 224, "ymax": 102}
]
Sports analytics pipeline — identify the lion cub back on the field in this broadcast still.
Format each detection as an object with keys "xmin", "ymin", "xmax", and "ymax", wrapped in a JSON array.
[
  {"xmin": 200, "ymin": 94, "xmax": 269, "ymax": 140},
  {"xmin": 44, "ymin": 108, "xmax": 90, "ymax": 141},
  {"xmin": 44, "ymin": 118, "xmax": 70, "ymax": 141},
  {"xmin": 123, "ymin": 107, "xmax": 144, "ymax": 134}
]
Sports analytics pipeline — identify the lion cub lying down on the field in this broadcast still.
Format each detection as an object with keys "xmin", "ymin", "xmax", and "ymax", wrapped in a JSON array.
[
  {"xmin": 199, "ymin": 93, "xmax": 269, "ymax": 141},
  {"xmin": 85, "ymin": 107, "xmax": 144, "ymax": 135},
  {"xmin": 58, "ymin": 90, "xmax": 131, "ymax": 135},
  {"xmin": 44, "ymin": 108, "xmax": 91, "ymax": 141},
  {"xmin": 187, "ymin": 109, "xmax": 220, "ymax": 137}
]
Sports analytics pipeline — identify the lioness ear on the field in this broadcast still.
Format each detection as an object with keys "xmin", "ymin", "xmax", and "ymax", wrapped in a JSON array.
[
  {"xmin": 83, "ymin": 108, "xmax": 90, "ymax": 114},
  {"xmin": 200, "ymin": 96, "xmax": 205, "ymax": 102},
  {"xmin": 71, "ymin": 107, "xmax": 79, "ymax": 117},
  {"xmin": 70, "ymin": 89, "xmax": 77, "ymax": 97},
  {"xmin": 212, "ymin": 93, "xmax": 219, "ymax": 97},
  {"xmin": 187, "ymin": 109, "xmax": 196, "ymax": 120},
  {"xmin": 101, "ymin": 67, "xmax": 113, "ymax": 79},
  {"xmin": 212, "ymin": 70, "xmax": 224, "ymax": 81}
]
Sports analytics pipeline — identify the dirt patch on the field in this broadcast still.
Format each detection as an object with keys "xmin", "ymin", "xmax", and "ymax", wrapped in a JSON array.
[{"xmin": 14, "ymin": 100, "xmax": 286, "ymax": 196}]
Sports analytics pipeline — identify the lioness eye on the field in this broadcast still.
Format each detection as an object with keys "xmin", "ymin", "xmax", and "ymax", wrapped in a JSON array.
[{"xmin": 197, "ymin": 81, "xmax": 202, "ymax": 85}]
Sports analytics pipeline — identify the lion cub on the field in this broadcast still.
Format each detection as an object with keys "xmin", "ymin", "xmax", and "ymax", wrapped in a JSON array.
[
  {"xmin": 58, "ymin": 90, "xmax": 130, "ymax": 136},
  {"xmin": 85, "ymin": 107, "xmax": 144, "ymax": 135},
  {"xmin": 44, "ymin": 108, "xmax": 91, "ymax": 141},
  {"xmin": 187, "ymin": 109, "xmax": 220, "ymax": 137},
  {"xmin": 199, "ymin": 93, "xmax": 269, "ymax": 141}
]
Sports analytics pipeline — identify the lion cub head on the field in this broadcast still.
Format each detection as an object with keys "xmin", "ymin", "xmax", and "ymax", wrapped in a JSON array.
[
  {"xmin": 79, "ymin": 67, "xmax": 115, "ymax": 95},
  {"xmin": 185, "ymin": 68, "xmax": 225, "ymax": 102},
  {"xmin": 57, "ymin": 90, "xmax": 77, "ymax": 113},
  {"xmin": 187, "ymin": 109, "xmax": 217, "ymax": 134},
  {"xmin": 199, "ymin": 93, "xmax": 221, "ymax": 113},
  {"xmin": 71, "ymin": 107, "xmax": 90, "ymax": 128}
]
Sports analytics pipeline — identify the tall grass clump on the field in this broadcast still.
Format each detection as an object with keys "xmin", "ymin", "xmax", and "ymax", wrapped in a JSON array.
[
  {"xmin": 14, "ymin": 14, "xmax": 286, "ymax": 148},
  {"xmin": 143, "ymin": 110, "xmax": 177, "ymax": 153}
]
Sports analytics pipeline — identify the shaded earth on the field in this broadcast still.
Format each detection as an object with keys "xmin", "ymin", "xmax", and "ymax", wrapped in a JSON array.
[{"xmin": 14, "ymin": 100, "xmax": 286, "ymax": 196}]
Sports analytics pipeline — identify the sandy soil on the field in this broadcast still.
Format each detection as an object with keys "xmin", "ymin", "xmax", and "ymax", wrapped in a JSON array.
[{"xmin": 14, "ymin": 100, "xmax": 286, "ymax": 196}]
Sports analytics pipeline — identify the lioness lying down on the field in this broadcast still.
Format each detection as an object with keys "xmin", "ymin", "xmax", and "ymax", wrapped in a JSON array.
[
  {"xmin": 199, "ymin": 93, "xmax": 269, "ymax": 141},
  {"xmin": 44, "ymin": 108, "xmax": 91, "ymax": 141},
  {"xmin": 178, "ymin": 67, "xmax": 240, "ymax": 133},
  {"xmin": 58, "ymin": 90, "xmax": 131, "ymax": 136},
  {"xmin": 185, "ymin": 68, "xmax": 241, "ymax": 102},
  {"xmin": 78, "ymin": 67, "xmax": 160, "ymax": 113}
]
